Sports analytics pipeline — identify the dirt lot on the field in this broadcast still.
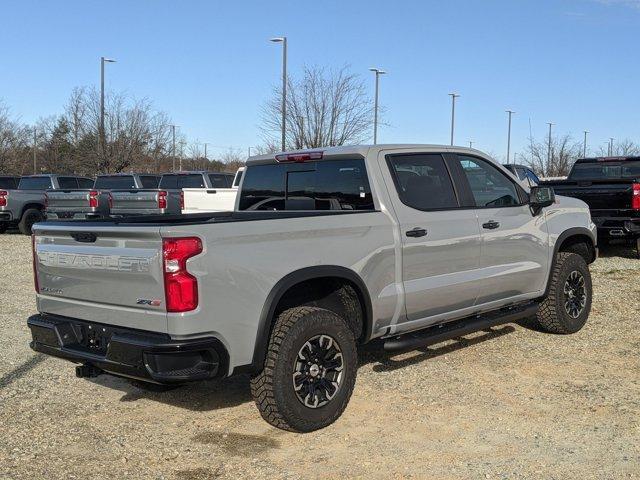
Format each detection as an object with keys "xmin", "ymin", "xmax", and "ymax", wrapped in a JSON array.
[{"xmin": 0, "ymin": 233, "xmax": 638, "ymax": 480}]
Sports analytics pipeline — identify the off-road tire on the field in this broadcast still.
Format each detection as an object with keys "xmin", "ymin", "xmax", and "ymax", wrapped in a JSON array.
[
  {"xmin": 0, "ymin": 222, "xmax": 7, "ymax": 234},
  {"xmin": 18, "ymin": 208, "xmax": 43, "ymax": 235},
  {"xmin": 250, "ymin": 306, "xmax": 357, "ymax": 432},
  {"xmin": 536, "ymin": 252, "xmax": 592, "ymax": 334}
]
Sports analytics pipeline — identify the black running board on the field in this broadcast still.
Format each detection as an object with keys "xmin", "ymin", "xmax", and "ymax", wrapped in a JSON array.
[{"xmin": 383, "ymin": 302, "xmax": 539, "ymax": 353}]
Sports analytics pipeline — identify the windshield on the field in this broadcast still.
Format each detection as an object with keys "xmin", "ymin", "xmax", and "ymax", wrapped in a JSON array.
[
  {"xmin": 94, "ymin": 176, "xmax": 137, "ymax": 189},
  {"xmin": 570, "ymin": 161, "xmax": 640, "ymax": 180},
  {"xmin": 18, "ymin": 177, "xmax": 52, "ymax": 190}
]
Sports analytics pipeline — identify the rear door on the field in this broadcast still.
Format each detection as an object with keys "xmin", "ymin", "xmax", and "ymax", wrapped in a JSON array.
[
  {"xmin": 453, "ymin": 154, "xmax": 549, "ymax": 304},
  {"xmin": 33, "ymin": 224, "xmax": 167, "ymax": 332},
  {"xmin": 380, "ymin": 150, "xmax": 482, "ymax": 330}
]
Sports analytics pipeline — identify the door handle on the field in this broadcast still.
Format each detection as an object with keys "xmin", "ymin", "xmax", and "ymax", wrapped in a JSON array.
[
  {"xmin": 406, "ymin": 227, "xmax": 427, "ymax": 238},
  {"xmin": 482, "ymin": 220, "xmax": 500, "ymax": 230}
]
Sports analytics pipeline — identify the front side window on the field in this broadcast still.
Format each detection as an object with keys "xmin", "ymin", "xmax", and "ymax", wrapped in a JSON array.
[
  {"xmin": 77, "ymin": 178, "xmax": 95, "ymax": 188},
  {"xmin": 208, "ymin": 174, "xmax": 232, "ymax": 188},
  {"xmin": 386, "ymin": 153, "xmax": 458, "ymax": 210},
  {"xmin": 57, "ymin": 177, "xmax": 78, "ymax": 189},
  {"xmin": 239, "ymin": 159, "xmax": 374, "ymax": 211},
  {"xmin": 140, "ymin": 176, "xmax": 160, "ymax": 188},
  {"xmin": 457, "ymin": 156, "xmax": 521, "ymax": 207},
  {"xmin": 0, "ymin": 177, "xmax": 18, "ymax": 189}
]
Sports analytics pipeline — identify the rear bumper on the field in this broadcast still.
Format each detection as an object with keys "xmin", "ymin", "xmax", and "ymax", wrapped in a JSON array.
[
  {"xmin": 46, "ymin": 211, "xmax": 105, "ymax": 220},
  {"xmin": 0, "ymin": 211, "xmax": 13, "ymax": 222},
  {"xmin": 593, "ymin": 216, "xmax": 640, "ymax": 238},
  {"xmin": 28, "ymin": 314, "xmax": 228, "ymax": 384}
]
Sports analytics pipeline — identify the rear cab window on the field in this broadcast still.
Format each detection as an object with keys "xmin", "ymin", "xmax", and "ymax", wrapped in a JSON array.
[
  {"xmin": 0, "ymin": 177, "xmax": 19, "ymax": 189},
  {"xmin": 159, "ymin": 174, "xmax": 206, "ymax": 189},
  {"xmin": 570, "ymin": 161, "xmax": 640, "ymax": 180},
  {"xmin": 94, "ymin": 176, "xmax": 137, "ymax": 189},
  {"xmin": 18, "ymin": 177, "xmax": 53, "ymax": 190},
  {"xmin": 239, "ymin": 159, "xmax": 374, "ymax": 211}
]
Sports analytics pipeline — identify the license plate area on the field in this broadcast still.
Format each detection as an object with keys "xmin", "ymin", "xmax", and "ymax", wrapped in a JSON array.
[{"xmin": 72, "ymin": 323, "xmax": 114, "ymax": 355}]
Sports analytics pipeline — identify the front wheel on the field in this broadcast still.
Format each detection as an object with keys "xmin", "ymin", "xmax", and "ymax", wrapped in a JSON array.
[
  {"xmin": 536, "ymin": 252, "xmax": 592, "ymax": 334},
  {"xmin": 18, "ymin": 208, "xmax": 44, "ymax": 235},
  {"xmin": 250, "ymin": 306, "xmax": 357, "ymax": 432}
]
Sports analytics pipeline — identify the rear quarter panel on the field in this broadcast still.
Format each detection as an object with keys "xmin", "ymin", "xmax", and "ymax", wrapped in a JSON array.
[{"xmin": 160, "ymin": 212, "xmax": 398, "ymax": 371}]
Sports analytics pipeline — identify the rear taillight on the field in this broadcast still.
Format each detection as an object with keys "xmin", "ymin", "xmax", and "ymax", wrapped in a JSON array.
[
  {"xmin": 180, "ymin": 191, "xmax": 184, "ymax": 210},
  {"xmin": 89, "ymin": 190, "xmax": 99, "ymax": 209},
  {"xmin": 632, "ymin": 183, "xmax": 640, "ymax": 211},
  {"xmin": 158, "ymin": 191, "xmax": 168, "ymax": 210},
  {"xmin": 162, "ymin": 237, "xmax": 202, "ymax": 312},
  {"xmin": 32, "ymin": 234, "xmax": 39, "ymax": 293},
  {"xmin": 0, "ymin": 190, "xmax": 7, "ymax": 207}
]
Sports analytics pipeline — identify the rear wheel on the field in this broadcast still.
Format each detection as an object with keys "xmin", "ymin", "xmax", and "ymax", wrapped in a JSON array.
[
  {"xmin": 18, "ymin": 208, "xmax": 43, "ymax": 235},
  {"xmin": 536, "ymin": 252, "xmax": 592, "ymax": 334},
  {"xmin": 250, "ymin": 306, "xmax": 357, "ymax": 432}
]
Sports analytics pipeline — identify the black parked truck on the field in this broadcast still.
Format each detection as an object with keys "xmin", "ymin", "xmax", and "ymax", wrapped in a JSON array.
[{"xmin": 542, "ymin": 156, "xmax": 640, "ymax": 255}]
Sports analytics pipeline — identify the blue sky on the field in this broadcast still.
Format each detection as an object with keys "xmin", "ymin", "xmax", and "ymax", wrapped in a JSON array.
[{"xmin": 1, "ymin": 0, "xmax": 639, "ymax": 159}]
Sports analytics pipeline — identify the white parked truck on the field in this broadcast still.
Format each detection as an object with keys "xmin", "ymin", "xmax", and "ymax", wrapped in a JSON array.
[
  {"xmin": 29, "ymin": 145, "xmax": 597, "ymax": 432},
  {"xmin": 181, "ymin": 167, "xmax": 244, "ymax": 213}
]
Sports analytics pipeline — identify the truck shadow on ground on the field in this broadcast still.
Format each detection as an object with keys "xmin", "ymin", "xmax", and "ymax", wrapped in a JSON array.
[
  {"xmin": 88, "ymin": 325, "xmax": 517, "ymax": 412},
  {"xmin": 598, "ymin": 242, "xmax": 638, "ymax": 259}
]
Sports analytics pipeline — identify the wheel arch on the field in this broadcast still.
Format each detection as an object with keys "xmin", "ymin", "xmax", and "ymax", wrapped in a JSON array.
[
  {"xmin": 240, "ymin": 265, "xmax": 373, "ymax": 375},
  {"xmin": 20, "ymin": 203, "xmax": 45, "ymax": 218},
  {"xmin": 543, "ymin": 227, "xmax": 596, "ymax": 298}
]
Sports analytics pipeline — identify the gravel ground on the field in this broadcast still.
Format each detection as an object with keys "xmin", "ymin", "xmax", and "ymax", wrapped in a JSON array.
[{"xmin": 0, "ymin": 232, "xmax": 638, "ymax": 479}]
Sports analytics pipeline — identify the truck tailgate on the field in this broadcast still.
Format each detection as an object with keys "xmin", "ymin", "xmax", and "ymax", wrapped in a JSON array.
[
  {"xmin": 33, "ymin": 223, "xmax": 167, "ymax": 333},
  {"xmin": 110, "ymin": 190, "xmax": 161, "ymax": 215},
  {"xmin": 182, "ymin": 188, "xmax": 237, "ymax": 213},
  {"xmin": 555, "ymin": 182, "xmax": 633, "ymax": 211},
  {"xmin": 46, "ymin": 190, "xmax": 90, "ymax": 212}
]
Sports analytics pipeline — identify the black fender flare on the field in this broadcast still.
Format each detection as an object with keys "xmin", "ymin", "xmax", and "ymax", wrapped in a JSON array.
[
  {"xmin": 238, "ymin": 265, "xmax": 373, "ymax": 375},
  {"xmin": 543, "ymin": 226, "xmax": 597, "ymax": 297}
]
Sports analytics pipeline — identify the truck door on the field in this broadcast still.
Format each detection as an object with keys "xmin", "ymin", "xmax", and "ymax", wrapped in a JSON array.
[
  {"xmin": 452, "ymin": 154, "xmax": 549, "ymax": 304},
  {"xmin": 379, "ymin": 150, "xmax": 482, "ymax": 331}
]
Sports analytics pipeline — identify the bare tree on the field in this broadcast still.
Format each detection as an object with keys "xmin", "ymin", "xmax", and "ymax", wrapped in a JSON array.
[
  {"xmin": 596, "ymin": 138, "xmax": 640, "ymax": 157},
  {"xmin": 523, "ymin": 133, "xmax": 582, "ymax": 177},
  {"xmin": 261, "ymin": 65, "xmax": 374, "ymax": 150}
]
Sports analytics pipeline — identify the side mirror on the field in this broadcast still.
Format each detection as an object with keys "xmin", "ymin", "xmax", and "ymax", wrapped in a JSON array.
[{"xmin": 529, "ymin": 186, "xmax": 555, "ymax": 215}]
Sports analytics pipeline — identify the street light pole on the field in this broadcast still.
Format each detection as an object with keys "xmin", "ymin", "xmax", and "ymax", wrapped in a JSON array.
[
  {"xmin": 100, "ymin": 57, "xmax": 116, "ymax": 156},
  {"xmin": 547, "ymin": 122, "xmax": 554, "ymax": 165},
  {"xmin": 469, "ymin": 140, "xmax": 473, "ymax": 148},
  {"xmin": 583, "ymin": 131, "xmax": 588, "ymax": 158},
  {"xmin": 33, "ymin": 127, "xmax": 37, "ymax": 174},
  {"xmin": 506, "ymin": 110, "xmax": 515, "ymax": 164},
  {"xmin": 170, "ymin": 125, "xmax": 177, "ymax": 171},
  {"xmin": 369, "ymin": 68, "xmax": 386, "ymax": 145},
  {"xmin": 449, "ymin": 93, "xmax": 460, "ymax": 146},
  {"xmin": 609, "ymin": 137, "xmax": 615, "ymax": 156},
  {"xmin": 270, "ymin": 37, "xmax": 287, "ymax": 151}
]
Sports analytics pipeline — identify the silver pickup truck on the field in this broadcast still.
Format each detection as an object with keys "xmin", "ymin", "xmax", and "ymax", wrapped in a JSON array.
[
  {"xmin": 1, "ymin": 174, "xmax": 93, "ymax": 234},
  {"xmin": 109, "ymin": 171, "xmax": 236, "ymax": 217},
  {"xmin": 28, "ymin": 145, "xmax": 597, "ymax": 432},
  {"xmin": 45, "ymin": 174, "xmax": 160, "ymax": 221}
]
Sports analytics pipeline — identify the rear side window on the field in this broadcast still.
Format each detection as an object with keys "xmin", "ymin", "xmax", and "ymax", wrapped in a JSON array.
[
  {"xmin": 208, "ymin": 174, "xmax": 232, "ymax": 188},
  {"xmin": 140, "ymin": 176, "xmax": 160, "ymax": 188},
  {"xmin": 0, "ymin": 177, "xmax": 18, "ymax": 189},
  {"xmin": 239, "ymin": 159, "xmax": 374, "ymax": 211},
  {"xmin": 233, "ymin": 170, "xmax": 244, "ymax": 187},
  {"xmin": 159, "ymin": 174, "xmax": 206, "ymax": 189},
  {"xmin": 94, "ymin": 176, "xmax": 137, "ymax": 189},
  {"xmin": 386, "ymin": 154, "xmax": 458, "ymax": 210},
  {"xmin": 58, "ymin": 177, "xmax": 78, "ymax": 189},
  {"xmin": 457, "ymin": 156, "xmax": 521, "ymax": 207},
  {"xmin": 18, "ymin": 177, "xmax": 52, "ymax": 190},
  {"xmin": 77, "ymin": 178, "xmax": 95, "ymax": 188}
]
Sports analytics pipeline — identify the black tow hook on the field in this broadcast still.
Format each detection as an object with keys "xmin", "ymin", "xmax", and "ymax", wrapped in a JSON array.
[{"xmin": 75, "ymin": 364, "xmax": 103, "ymax": 378}]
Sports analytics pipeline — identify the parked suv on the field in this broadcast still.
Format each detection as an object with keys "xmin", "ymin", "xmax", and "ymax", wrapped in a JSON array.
[
  {"xmin": 29, "ymin": 145, "xmax": 597, "ymax": 432},
  {"xmin": 0, "ymin": 174, "xmax": 93, "ymax": 234}
]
